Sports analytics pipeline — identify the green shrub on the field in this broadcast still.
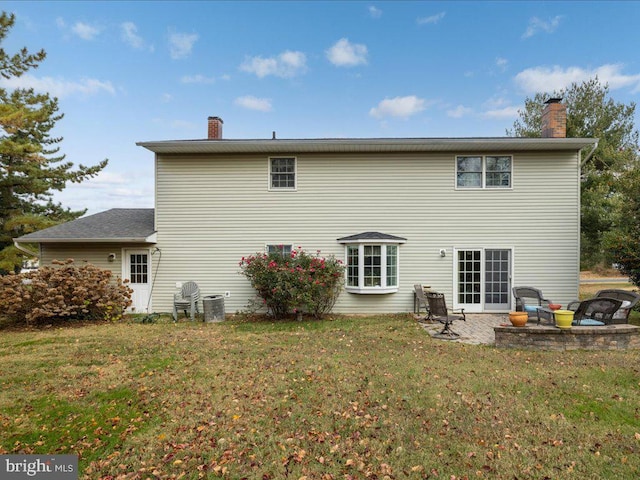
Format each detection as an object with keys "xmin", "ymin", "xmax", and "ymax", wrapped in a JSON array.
[
  {"xmin": 0, "ymin": 259, "xmax": 132, "ymax": 325},
  {"xmin": 239, "ymin": 247, "xmax": 345, "ymax": 319}
]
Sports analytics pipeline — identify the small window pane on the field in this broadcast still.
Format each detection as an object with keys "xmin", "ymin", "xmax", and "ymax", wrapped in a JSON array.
[
  {"xmin": 486, "ymin": 156, "xmax": 511, "ymax": 188},
  {"xmin": 457, "ymin": 156, "xmax": 482, "ymax": 172},
  {"xmin": 457, "ymin": 156, "xmax": 482, "ymax": 188},
  {"xmin": 457, "ymin": 172, "xmax": 482, "ymax": 187}
]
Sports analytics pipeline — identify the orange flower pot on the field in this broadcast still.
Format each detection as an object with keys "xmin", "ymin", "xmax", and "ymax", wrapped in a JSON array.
[{"xmin": 509, "ymin": 311, "xmax": 528, "ymax": 327}]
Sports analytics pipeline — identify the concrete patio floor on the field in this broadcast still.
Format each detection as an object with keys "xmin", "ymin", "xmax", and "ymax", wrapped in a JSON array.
[{"xmin": 416, "ymin": 313, "xmax": 509, "ymax": 345}]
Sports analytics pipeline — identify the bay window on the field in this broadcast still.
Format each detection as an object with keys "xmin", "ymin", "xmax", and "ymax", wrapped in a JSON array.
[{"xmin": 338, "ymin": 232, "xmax": 406, "ymax": 294}]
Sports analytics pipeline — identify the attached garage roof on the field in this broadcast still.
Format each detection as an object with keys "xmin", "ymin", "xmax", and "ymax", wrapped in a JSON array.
[
  {"xmin": 15, "ymin": 208, "xmax": 156, "ymax": 243},
  {"xmin": 137, "ymin": 137, "xmax": 597, "ymax": 155}
]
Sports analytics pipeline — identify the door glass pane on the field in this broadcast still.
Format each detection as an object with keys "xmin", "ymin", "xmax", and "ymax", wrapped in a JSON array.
[{"xmin": 130, "ymin": 253, "xmax": 148, "ymax": 284}]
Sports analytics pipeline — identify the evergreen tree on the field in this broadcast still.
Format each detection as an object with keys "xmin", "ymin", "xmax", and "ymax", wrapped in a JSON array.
[
  {"xmin": 508, "ymin": 78, "xmax": 639, "ymax": 269},
  {"xmin": 603, "ymin": 164, "xmax": 640, "ymax": 287},
  {"xmin": 0, "ymin": 12, "xmax": 107, "ymax": 272}
]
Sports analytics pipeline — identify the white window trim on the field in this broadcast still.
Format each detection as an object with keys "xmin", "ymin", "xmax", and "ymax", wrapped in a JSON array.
[
  {"xmin": 268, "ymin": 156, "xmax": 297, "ymax": 191},
  {"xmin": 455, "ymin": 154, "xmax": 513, "ymax": 190},
  {"xmin": 341, "ymin": 239, "xmax": 403, "ymax": 294}
]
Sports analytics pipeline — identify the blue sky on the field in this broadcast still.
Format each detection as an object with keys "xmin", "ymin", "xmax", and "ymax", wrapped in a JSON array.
[{"xmin": 3, "ymin": 1, "xmax": 640, "ymax": 215}]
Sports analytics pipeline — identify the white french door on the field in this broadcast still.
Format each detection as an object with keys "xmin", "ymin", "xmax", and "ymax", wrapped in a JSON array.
[
  {"xmin": 454, "ymin": 248, "xmax": 512, "ymax": 313},
  {"xmin": 123, "ymin": 249, "xmax": 151, "ymax": 313}
]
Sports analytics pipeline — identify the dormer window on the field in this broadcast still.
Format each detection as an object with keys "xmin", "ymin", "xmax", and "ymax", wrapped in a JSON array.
[{"xmin": 337, "ymin": 232, "xmax": 406, "ymax": 294}]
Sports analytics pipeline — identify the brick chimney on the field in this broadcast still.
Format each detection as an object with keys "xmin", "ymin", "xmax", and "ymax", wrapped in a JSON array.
[
  {"xmin": 207, "ymin": 116, "xmax": 223, "ymax": 139},
  {"xmin": 541, "ymin": 98, "xmax": 566, "ymax": 138}
]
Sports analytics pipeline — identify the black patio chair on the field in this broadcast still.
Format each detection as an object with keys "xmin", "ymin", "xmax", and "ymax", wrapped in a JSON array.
[
  {"xmin": 594, "ymin": 289, "xmax": 639, "ymax": 323},
  {"xmin": 512, "ymin": 286, "xmax": 552, "ymax": 324},
  {"xmin": 567, "ymin": 297, "xmax": 622, "ymax": 326},
  {"xmin": 426, "ymin": 291, "xmax": 465, "ymax": 338}
]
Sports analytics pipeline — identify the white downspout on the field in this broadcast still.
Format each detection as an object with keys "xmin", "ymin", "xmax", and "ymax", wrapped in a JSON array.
[
  {"xmin": 580, "ymin": 141, "xmax": 599, "ymax": 167},
  {"xmin": 13, "ymin": 240, "xmax": 40, "ymax": 258}
]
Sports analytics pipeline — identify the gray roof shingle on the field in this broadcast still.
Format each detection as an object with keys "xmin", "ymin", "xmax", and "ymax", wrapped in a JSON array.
[
  {"xmin": 337, "ymin": 232, "xmax": 407, "ymax": 242},
  {"xmin": 15, "ymin": 208, "xmax": 156, "ymax": 243}
]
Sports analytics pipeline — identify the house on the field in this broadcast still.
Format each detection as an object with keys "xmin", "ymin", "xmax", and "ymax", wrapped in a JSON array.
[{"xmin": 15, "ymin": 100, "xmax": 597, "ymax": 315}]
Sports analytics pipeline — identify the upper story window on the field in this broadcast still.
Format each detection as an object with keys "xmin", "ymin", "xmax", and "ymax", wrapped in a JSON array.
[
  {"xmin": 269, "ymin": 157, "xmax": 296, "ymax": 190},
  {"xmin": 456, "ymin": 155, "xmax": 511, "ymax": 189},
  {"xmin": 338, "ymin": 232, "xmax": 406, "ymax": 294}
]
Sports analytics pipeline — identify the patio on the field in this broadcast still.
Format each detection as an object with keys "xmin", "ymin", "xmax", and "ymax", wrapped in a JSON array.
[
  {"xmin": 417, "ymin": 313, "xmax": 505, "ymax": 345},
  {"xmin": 417, "ymin": 314, "xmax": 640, "ymax": 350}
]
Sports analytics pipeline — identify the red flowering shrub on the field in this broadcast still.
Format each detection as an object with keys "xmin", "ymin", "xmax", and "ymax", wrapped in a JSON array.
[
  {"xmin": 0, "ymin": 259, "xmax": 132, "ymax": 325},
  {"xmin": 239, "ymin": 247, "xmax": 344, "ymax": 319}
]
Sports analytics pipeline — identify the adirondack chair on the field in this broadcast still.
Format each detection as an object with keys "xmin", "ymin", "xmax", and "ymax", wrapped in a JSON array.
[
  {"xmin": 414, "ymin": 284, "xmax": 431, "ymax": 320},
  {"xmin": 173, "ymin": 281, "xmax": 201, "ymax": 321}
]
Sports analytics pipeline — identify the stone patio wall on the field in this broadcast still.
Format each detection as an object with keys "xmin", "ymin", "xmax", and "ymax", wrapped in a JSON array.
[{"xmin": 494, "ymin": 324, "xmax": 640, "ymax": 351}]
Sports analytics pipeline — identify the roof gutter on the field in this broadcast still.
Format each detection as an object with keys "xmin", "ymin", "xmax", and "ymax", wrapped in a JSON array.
[
  {"xmin": 13, "ymin": 240, "xmax": 39, "ymax": 258},
  {"xmin": 580, "ymin": 141, "xmax": 599, "ymax": 167}
]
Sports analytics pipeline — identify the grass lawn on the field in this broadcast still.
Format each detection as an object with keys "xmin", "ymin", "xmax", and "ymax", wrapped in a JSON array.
[{"xmin": 1, "ymin": 312, "xmax": 639, "ymax": 479}]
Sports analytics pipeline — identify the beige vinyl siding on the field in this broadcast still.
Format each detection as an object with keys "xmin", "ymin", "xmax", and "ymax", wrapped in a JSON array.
[{"xmin": 152, "ymin": 150, "xmax": 580, "ymax": 314}]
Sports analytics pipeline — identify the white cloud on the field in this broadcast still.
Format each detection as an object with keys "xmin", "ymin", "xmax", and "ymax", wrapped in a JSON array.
[
  {"xmin": 370, "ymin": 95, "xmax": 427, "ymax": 119},
  {"xmin": 84, "ymin": 171, "xmax": 129, "ymax": 186},
  {"xmin": 181, "ymin": 74, "xmax": 217, "ymax": 84},
  {"xmin": 496, "ymin": 57, "xmax": 508, "ymax": 72},
  {"xmin": 170, "ymin": 119, "xmax": 197, "ymax": 130},
  {"xmin": 483, "ymin": 95, "xmax": 510, "ymax": 109},
  {"xmin": 0, "ymin": 74, "xmax": 115, "ymax": 98},
  {"xmin": 482, "ymin": 106, "xmax": 520, "ymax": 119},
  {"xmin": 71, "ymin": 21, "xmax": 100, "ymax": 40},
  {"xmin": 234, "ymin": 95, "xmax": 272, "ymax": 112},
  {"xmin": 168, "ymin": 31, "xmax": 198, "ymax": 59},
  {"xmin": 240, "ymin": 50, "xmax": 307, "ymax": 78},
  {"xmin": 326, "ymin": 38, "xmax": 368, "ymax": 67},
  {"xmin": 515, "ymin": 64, "xmax": 640, "ymax": 94},
  {"xmin": 55, "ymin": 175, "xmax": 154, "ymax": 215},
  {"xmin": 522, "ymin": 15, "xmax": 562, "ymax": 39},
  {"xmin": 417, "ymin": 12, "xmax": 446, "ymax": 25},
  {"xmin": 121, "ymin": 22, "xmax": 145, "ymax": 49},
  {"xmin": 447, "ymin": 105, "xmax": 473, "ymax": 118},
  {"xmin": 369, "ymin": 6, "xmax": 382, "ymax": 18},
  {"xmin": 56, "ymin": 17, "xmax": 65, "ymax": 29},
  {"xmin": 161, "ymin": 93, "xmax": 173, "ymax": 103}
]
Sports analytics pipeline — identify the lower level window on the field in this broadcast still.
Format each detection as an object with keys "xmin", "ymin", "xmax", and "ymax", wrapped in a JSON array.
[
  {"xmin": 266, "ymin": 244, "xmax": 292, "ymax": 257},
  {"xmin": 344, "ymin": 244, "xmax": 399, "ymax": 294}
]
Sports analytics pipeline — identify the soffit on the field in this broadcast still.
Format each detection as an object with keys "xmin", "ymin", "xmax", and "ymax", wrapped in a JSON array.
[{"xmin": 137, "ymin": 137, "xmax": 597, "ymax": 155}]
